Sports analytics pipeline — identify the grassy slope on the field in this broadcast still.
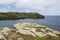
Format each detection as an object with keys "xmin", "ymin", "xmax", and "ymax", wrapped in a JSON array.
[
  {"xmin": 17, "ymin": 31, "xmax": 60, "ymax": 40},
  {"xmin": 20, "ymin": 34, "xmax": 60, "ymax": 40},
  {"xmin": 0, "ymin": 12, "xmax": 45, "ymax": 20}
]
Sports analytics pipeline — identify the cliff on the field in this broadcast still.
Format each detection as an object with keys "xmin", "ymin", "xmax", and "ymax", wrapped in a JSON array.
[
  {"xmin": 0, "ymin": 23, "xmax": 60, "ymax": 40},
  {"xmin": 0, "ymin": 12, "xmax": 45, "ymax": 20}
]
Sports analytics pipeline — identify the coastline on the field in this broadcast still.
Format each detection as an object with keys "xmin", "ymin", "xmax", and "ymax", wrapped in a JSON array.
[{"xmin": 0, "ymin": 12, "xmax": 45, "ymax": 20}]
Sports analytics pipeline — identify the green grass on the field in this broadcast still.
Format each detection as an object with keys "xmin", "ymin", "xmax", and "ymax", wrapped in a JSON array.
[
  {"xmin": 36, "ymin": 29, "xmax": 41, "ymax": 32},
  {"xmin": 19, "ymin": 34, "xmax": 60, "ymax": 40},
  {"xmin": 0, "ymin": 12, "xmax": 44, "ymax": 20}
]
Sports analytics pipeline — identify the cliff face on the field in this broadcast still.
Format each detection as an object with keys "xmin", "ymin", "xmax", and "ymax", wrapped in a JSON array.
[
  {"xmin": 0, "ymin": 23, "xmax": 60, "ymax": 40},
  {"xmin": 0, "ymin": 12, "xmax": 45, "ymax": 20}
]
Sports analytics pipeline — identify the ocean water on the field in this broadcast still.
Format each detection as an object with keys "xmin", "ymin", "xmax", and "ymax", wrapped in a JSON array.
[{"xmin": 0, "ymin": 16, "xmax": 60, "ymax": 31}]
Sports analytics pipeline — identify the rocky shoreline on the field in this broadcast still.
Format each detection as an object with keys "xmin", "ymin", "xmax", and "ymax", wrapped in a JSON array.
[{"xmin": 0, "ymin": 23, "xmax": 60, "ymax": 40}]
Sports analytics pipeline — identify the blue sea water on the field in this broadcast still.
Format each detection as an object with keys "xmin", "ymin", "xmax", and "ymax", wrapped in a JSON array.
[{"xmin": 0, "ymin": 16, "xmax": 60, "ymax": 31}]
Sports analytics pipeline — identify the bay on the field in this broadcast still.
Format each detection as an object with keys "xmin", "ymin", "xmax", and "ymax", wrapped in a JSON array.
[{"xmin": 0, "ymin": 16, "xmax": 60, "ymax": 31}]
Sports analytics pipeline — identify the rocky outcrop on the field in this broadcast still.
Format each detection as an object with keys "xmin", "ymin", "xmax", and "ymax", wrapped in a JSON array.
[
  {"xmin": 14, "ymin": 23, "xmax": 60, "ymax": 37},
  {"xmin": 0, "ymin": 27, "xmax": 24, "ymax": 40},
  {"xmin": 0, "ymin": 23, "xmax": 60, "ymax": 40}
]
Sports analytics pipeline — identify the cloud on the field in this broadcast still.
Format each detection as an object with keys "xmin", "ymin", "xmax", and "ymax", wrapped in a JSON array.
[
  {"xmin": 15, "ymin": 0, "xmax": 60, "ymax": 15},
  {"xmin": 0, "ymin": 0, "xmax": 16, "ymax": 4},
  {"xmin": 15, "ymin": 0, "xmax": 56, "ymax": 9},
  {"xmin": 0, "ymin": 0, "xmax": 60, "ymax": 15},
  {"xmin": 0, "ymin": 5, "xmax": 12, "ymax": 12},
  {"xmin": 0, "ymin": 8, "xmax": 9, "ymax": 12}
]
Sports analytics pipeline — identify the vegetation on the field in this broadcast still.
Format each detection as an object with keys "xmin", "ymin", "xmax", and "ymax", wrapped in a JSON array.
[
  {"xmin": 36, "ymin": 29, "xmax": 41, "ymax": 32},
  {"xmin": 0, "ymin": 12, "xmax": 45, "ymax": 20},
  {"xmin": 20, "ymin": 34, "xmax": 60, "ymax": 40}
]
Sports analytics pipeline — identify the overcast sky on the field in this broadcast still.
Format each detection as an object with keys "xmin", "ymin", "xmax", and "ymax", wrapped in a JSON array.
[{"xmin": 0, "ymin": 0, "xmax": 60, "ymax": 15}]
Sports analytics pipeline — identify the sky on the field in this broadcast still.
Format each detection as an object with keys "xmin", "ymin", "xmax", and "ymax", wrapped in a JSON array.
[{"xmin": 0, "ymin": 0, "xmax": 60, "ymax": 15}]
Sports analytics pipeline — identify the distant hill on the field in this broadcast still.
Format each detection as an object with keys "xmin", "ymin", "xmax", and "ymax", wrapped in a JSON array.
[{"xmin": 0, "ymin": 12, "xmax": 45, "ymax": 20}]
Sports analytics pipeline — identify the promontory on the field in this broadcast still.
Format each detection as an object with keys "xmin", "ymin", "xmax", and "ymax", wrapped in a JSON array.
[{"xmin": 0, "ymin": 12, "xmax": 45, "ymax": 20}]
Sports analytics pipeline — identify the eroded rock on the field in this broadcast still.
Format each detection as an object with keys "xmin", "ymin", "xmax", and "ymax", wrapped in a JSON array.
[
  {"xmin": 14, "ymin": 23, "xmax": 60, "ymax": 37},
  {"xmin": 0, "ymin": 23, "xmax": 60, "ymax": 40}
]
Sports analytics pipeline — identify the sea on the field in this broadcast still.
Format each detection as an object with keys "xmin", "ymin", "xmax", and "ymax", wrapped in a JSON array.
[{"xmin": 0, "ymin": 16, "xmax": 60, "ymax": 31}]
